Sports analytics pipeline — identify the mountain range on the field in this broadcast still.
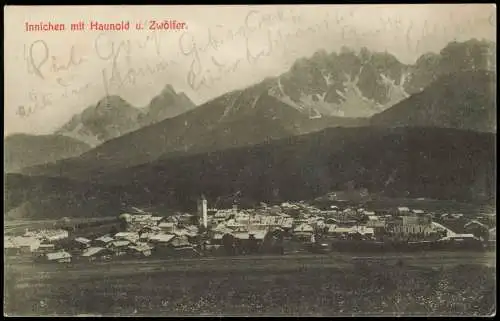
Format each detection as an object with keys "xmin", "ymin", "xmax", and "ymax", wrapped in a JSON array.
[
  {"xmin": 5, "ymin": 127, "xmax": 495, "ymax": 219},
  {"xmin": 20, "ymin": 68, "xmax": 496, "ymax": 180},
  {"xmin": 3, "ymin": 39, "xmax": 497, "ymax": 219},
  {"xmin": 4, "ymin": 134, "xmax": 91, "ymax": 173},
  {"xmin": 55, "ymin": 85, "xmax": 196, "ymax": 147},
  {"xmin": 4, "ymin": 85, "xmax": 195, "ymax": 173}
]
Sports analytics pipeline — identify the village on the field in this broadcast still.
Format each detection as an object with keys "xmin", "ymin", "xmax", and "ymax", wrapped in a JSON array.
[{"xmin": 4, "ymin": 196, "xmax": 496, "ymax": 264}]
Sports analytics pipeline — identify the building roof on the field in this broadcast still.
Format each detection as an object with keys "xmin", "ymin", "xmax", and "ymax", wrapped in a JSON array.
[
  {"xmin": 128, "ymin": 244, "xmax": 153, "ymax": 252},
  {"xmin": 211, "ymin": 233, "xmax": 226, "ymax": 240},
  {"xmin": 329, "ymin": 227, "xmax": 354, "ymax": 234},
  {"xmin": 158, "ymin": 222, "xmax": 175, "ymax": 228},
  {"xmin": 75, "ymin": 237, "xmax": 92, "ymax": 244},
  {"xmin": 95, "ymin": 236, "xmax": 114, "ymax": 243},
  {"xmin": 353, "ymin": 226, "xmax": 374, "ymax": 235},
  {"xmin": 149, "ymin": 234, "xmax": 175, "ymax": 243},
  {"xmin": 464, "ymin": 220, "xmax": 489, "ymax": 229},
  {"xmin": 293, "ymin": 223, "xmax": 314, "ymax": 232},
  {"xmin": 249, "ymin": 231, "xmax": 267, "ymax": 240},
  {"xmin": 440, "ymin": 234, "xmax": 478, "ymax": 241},
  {"xmin": 398, "ymin": 207, "xmax": 410, "ymax": 212},
  {"xmin": 81, "ymin": 247, "xmax": 107, "ymax": 257},
  {"xmin": 110, "ymin": 240, "xmax": 131, "ymax": 248},
  {"xmin": 170, "ymin": 236, "xmax": 191, "ymax": 247},
  {"xmin": 233, "ymin": 232, "xmax": 251, "ymax": 240},
  {"xmin": 46, "ymin": 251, "xmax": 71, "ymax": 260},
  {"xmin": 412, "ymin": 209, "xmax": 425, "ymax": 214},
  {"xmin": 115, "ymin": 232, "xmax": 138, "ymax": 238}
]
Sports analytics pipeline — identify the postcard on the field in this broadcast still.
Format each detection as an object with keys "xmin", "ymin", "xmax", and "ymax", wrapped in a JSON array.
[{"xmin": 3, "ymin": 4, "xmax": 496, "ymax": 317}]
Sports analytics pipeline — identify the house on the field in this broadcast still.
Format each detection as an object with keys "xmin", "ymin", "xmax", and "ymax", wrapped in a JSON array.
[
  {"xmin": 293, "ymin": 223, "xmax": 314, "ymax": 234},
  {"xmin": 412, "ymin": 209, "xmax": 425, "ymax": 215},
  {"xmin": 249, "ymin": 231, "xmax": 267, "ymax": 241},
  {"xmin": 210, "ymin": 231, "xmax": 227, "ymax": 245},
  {"xmin": 150, "ymin": 216, "xmax": 163, "ymax": 223},
  {"xmin": 173, "ymin": 228, "xmax": 196, "ymax": 239},
  {"xmin": 12, "ymin": 236, "xmax": 41, "ymax": 254},
  {"xmin": 132, "ymin": 214, "xmax": 153, "ymax": 222},
  {"xmin": 352, "ymin": 226, "xmax": 375, "ymax": 237},
  {"xmin": 4, "ymin": 236, "xmax": 40, "ymax": 255},
  {"xmin": 225, "ymin": 219, "xmax": 245, "ymax": 229},
  {"xmin": 81, "ymin": 247, "xmax": 112, "ymax": 261},
  {"xmin": 464, "ymin": 220, "xmax": 489, "ymax": 230},
  {"xmin": 169, "ymin": 235, "xmax": 191, "ymax": 248},
  {"xmin": 212, "ymin": 223, "xmax": 233, "ymax": 234},
  {"xmin": 185, "ymin": 225, "xmax": 199, "ymax": 236},
  {"xmin": 397, "ymin": 207, "xmax": 410, "ymax": 214},
  {"xmin": 366, "ymin": 216, "xmax": 385, "ymax": 228},
  {"xmin": 161, "ymin": 216, "xmax": 179, "ymax": 224},
  {"xmin": 158, "ymin": 222, "xmax": 176, "ymax": 233},
  {"xmin": 439, "ymin": 234, "xmax": 479, "ymax": 242},
  {"xmin": 127, "ymin": 243, "xmax": 153, "ymax": 257},
  {"xmin": 235, "ymin": 213, "xmax": 251, "ymax": 225},
  {"xmin": 93, "ymin": 236, "xmax": 114, "ymax": 247},
  {"xmin": 73, "ymin": 237, "xmax": 92, "ymax": 250},
  {"xmin": 464, "ymin": 220, "xmax": 490, "ymax": 240},
  {"xmin": 46, "ymin": 251, "xmax": 72, "ymax": 263},
  {"xmin": 108, "ymin": 240, "xmax": 132, "ymax": 256},
  {"xmin": 214, "ymin": 210, "xmax": 232, "ymax": 219},
  {"xmin": 325, "ymin": 218, "xmax": 339, "ymax": 225},
  {"xmin": 114, "ymin": 232, "xmax": 140, "ymax": 243},
  {"xmin": 248, "ymin": 223, "xmax": 268, "ymax": 232},
  {"xmin": 149, "ymin": 233, "xmax": 176, "ymax": 244},
  {"xmin": 36, "ymin": 243, "xmax": 56, "ymax": 254},
  {"xmin": 109, "ymin": 240, "xmax": 131, "ymax": 248},
  {"xmin": 139, "ymin": 232, "xmax": 156, "ymax": 242},
  {"xmin": 43, "ymin": 230, "xmax": 69, "ymax": 242},
  {"xmin": 327, "ymin": 226, "xmax": 354, "ymax": 236},
  {"xmin": 489, "ymin": 228, "xmax": 496, "ymax": 242},
  {"xmin": 178, "ymin": 214, "xmax": 195, "ymax": 225},
  {"xmin": 280, "ymin": 218, "xmax": 293, "ymax": 230}
]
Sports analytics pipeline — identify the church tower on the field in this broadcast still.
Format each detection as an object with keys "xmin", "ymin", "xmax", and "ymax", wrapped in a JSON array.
[{"xmin": 197, "ymin": 194, "xmax": 208, "ymax": 229}]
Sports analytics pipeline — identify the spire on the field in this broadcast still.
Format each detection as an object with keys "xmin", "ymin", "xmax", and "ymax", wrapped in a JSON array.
[{"xmin": 200, "ymin": 194, "xmax": 206, "ymax": 201}]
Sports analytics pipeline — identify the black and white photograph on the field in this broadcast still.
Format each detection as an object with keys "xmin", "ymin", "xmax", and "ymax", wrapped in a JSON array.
[{"xmin": 3, "ymin": 4, "xmax": 497, "ymax": 316}]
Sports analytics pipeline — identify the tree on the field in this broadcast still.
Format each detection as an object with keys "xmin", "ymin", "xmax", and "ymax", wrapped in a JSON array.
[{"xmin": 109, "ymin": 226, "xmax": 118, "ymax": 236}]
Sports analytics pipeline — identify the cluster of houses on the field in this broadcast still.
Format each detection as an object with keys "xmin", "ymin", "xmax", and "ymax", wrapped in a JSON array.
[
  {"xmin": 4, "ymin": 229, "xmax": 69, "ymax": 258},
  {"xmin": 4, "ymin": 198, "xmax": 495, "ymax": 263}
]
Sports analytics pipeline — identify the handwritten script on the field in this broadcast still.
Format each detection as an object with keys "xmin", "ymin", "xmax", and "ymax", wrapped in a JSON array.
[{"xmin": 17, "ymin": 6, "xmax": 495, "ymax": 119}]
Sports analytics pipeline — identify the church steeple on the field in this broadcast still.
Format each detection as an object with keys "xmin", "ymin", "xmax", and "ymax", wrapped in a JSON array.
[{"xmin": 197, "ymin": 194, "xmax": 208, "ymax": 229}]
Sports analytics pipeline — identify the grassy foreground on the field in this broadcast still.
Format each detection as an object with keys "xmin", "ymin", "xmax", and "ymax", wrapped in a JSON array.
[{"xmin": 4, "ymin": 254, "xmax": 496, "ymax": 317}]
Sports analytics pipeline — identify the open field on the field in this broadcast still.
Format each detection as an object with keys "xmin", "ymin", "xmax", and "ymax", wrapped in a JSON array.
[
  {"xmin": 4, "ymin": 251, "xmax": 496, "ymax": 316},
  {"xmin": 4, "ymin": 217, "xmax": 118, "ymax": 236}
]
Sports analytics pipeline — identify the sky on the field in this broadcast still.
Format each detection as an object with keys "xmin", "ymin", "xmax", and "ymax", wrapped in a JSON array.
[{"xmin": 3, "ymin": 4, "xmax": 496, "ymax": 136}]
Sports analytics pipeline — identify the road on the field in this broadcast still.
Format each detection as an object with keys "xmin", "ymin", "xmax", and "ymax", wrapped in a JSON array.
[{"xmin": 5, "ymin": 251, "xmax": 495, "ymax": 282}]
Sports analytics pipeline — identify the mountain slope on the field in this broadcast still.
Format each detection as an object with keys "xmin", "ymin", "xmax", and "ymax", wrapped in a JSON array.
[
  {"xmin": 268, "ymin": 39, "xmax": 494, "ymax": 118},
  {"xmin": 56, "ymin": 86, "xmax": 196, "ymax": 147},
  {"xmin": 139, "ymin": 84, "xmax": 196, "ymax": 125},
  {"xmin": 5, "ymin": 127, "xmax": 495, "ymax": 219},
  {"xmin": 23, "ymin": 90, "xmax": 368, "ymax": 179},
  {"xmin": 21, "ymin": 39, "xmax": 496, "ymax": 179},
  {"xmin": 370, "ymin": 70, "xmax": 496, "ymax": 132},
  {"xmin": 4, "ymin": 134, "xmax": 92, "ymax": 173},
  {"xmin": 56, "ymin": 95, "xmax": 143, "ymax": 147}
]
